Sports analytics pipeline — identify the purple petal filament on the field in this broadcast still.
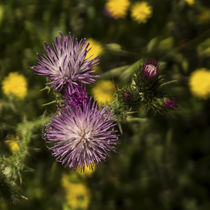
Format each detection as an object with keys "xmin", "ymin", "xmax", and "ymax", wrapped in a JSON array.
[
  {"xmin": 63, "ymin": 85, "xmax": 88, "ymax": 108},
  {"xmin": 45, "ymin": 99, "xmax": 119, "ymax": 171},
  {"xmin": 32, "ymin": 33, "xmax": 99, "ymax": 90}
]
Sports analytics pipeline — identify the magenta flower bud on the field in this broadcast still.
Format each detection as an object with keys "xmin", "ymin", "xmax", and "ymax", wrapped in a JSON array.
[
  {"xmin": 164, "ymin": 98, "xmax": 177, "ymax": 110},
  {"xmin": 142, "ymin": 59, "xmax": 159, "ymax": 78},
  {"xmin": 122, "ymin": 90, "xmax": 132, "ymax": 101}
]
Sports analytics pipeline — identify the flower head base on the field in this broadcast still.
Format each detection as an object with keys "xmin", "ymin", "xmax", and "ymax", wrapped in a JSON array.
[
  {"xmin": 46, "ymin": 99, "xmax": 119, "ymax": 171},
  {"xmin": 131, "ymin": 2, "xmax": 152, "ymax": 24},
  {"xmin": 2, "ymin": 72, "xmax": 27, "ymax": 99},
  {"xmin": 32, "ymin": 33, "xmax": 99, "ymax": 90},
  {"xmin": 105, "ymin": 0, "xmax": 130, "ymax": 19},
  {"xmin": 142, "ymin": 59, "xmax": 159, "ymax": 78},
  {"xmin": 189, "ymin": 68, "xmax": 210, "ymax": 99},
  {"xmin": 63, "ymin": 85, "xmax": 88, "ymax": 108},
  {"xmin": 164, "ymin": 98, "xmax": 177, "ymax": 110}
]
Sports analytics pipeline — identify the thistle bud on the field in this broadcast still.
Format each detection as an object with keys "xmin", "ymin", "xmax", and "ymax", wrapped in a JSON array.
[
  {"xmin": 142, "ymin": 59, "xmax": 159, "ymax": 78},
  {"xmin": 122, "ymin": 90, "xmax": 132, "ymax": 101},
  {"xmin": 163, "ymin": 98, "xmax": 177, "ymax": 110}
]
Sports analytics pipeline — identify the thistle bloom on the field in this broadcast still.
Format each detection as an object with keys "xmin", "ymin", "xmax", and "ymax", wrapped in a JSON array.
[
  {"xmin": 142, "ymin": 59, "xmax": 159, "ymax": 78},
  {"xmin": 63, "ymin": 85, "xmax": 88, "ymax": 108},
  {"xmin": 45, "ymin": 99, "xmax": 119, "ymax": 171},
  {"xmin": 32, "ymin": 33, "xmax": 99, "ymax": 90}
]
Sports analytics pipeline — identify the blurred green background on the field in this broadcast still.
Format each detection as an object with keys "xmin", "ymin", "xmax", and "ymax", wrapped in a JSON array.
[{"xmin": 1, "ymin": 0, "xmax": 210, "ymax": 209}]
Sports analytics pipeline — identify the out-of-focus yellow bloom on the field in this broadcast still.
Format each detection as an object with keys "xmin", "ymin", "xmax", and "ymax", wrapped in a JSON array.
[
  {"xmin": 131, "ymin": 2, "xmax": 152, "ymax": 24},
  {"xmin": 189, "ymin": 68, "xmax": 210, "ymax": 99},
  {"xmin": 86, "ymin": 38, "xmax": 103, "ymax": 59},
  {"xmin": 92, "ymin": 80, "xmax": 115, "ymax": 104},
  {"xmin": 86, "ymin": 39, "xmax": 103, "ymax": 72},
  {"xmin": 0, "ymin": 5, "xmax": 4, "ymax": 23},
  {"xmin": 2, "ymin": 72, "xmax": 27, "ymax": 99},
  {"xmin": 198, "ymin": 8, "xmax": 210, "ymax": 24},
  {"xmin": 62, "ymin": 174, "xmax": 90, "ymax": 209},
  {"xmin": 184, "ymin": 0, "xmax": 195, "ymax": 6},
  {"xmin": 5, "ymin": 135, "xmax": 19, "ymax": 153},
  {"xmin": 105, "ymin": 0, "xmax": 130, "ymax": 19},
  {"xmin": 77, "ymin": 163, "xmax": 95, "ymax": 177}
]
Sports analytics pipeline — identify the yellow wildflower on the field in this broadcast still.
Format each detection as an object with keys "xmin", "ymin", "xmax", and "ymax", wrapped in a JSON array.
[
  {"xmin": 62, "ymin": 174, "xmax": 90, "ymax": 209},
  {"xmin": 86, "ymin": 39, "xmax": 103, "ymax": 72},
  {"xmin": 189, "ymin": 68, "xmax": 210, "ymax": 99},
  {"xmin": 92, "ymin": 80, "xmax": 115, "ymax": 104},
  {"xmin": 131, "ymin": 2, "xmax": 152, "ymax": 24},
  {"xmin": 86, "ymin": 38, "xmax": 103, "ymax": 59},
  {"xmin": 184, "ymin": 0, "xmax": 195, "ymax": 6},
  {"xmin": 105, "ymin": 0, "xmax": 130, "ymax": 19},
  {"xmin": 5, "ymin": 135, "xmax": 19, "ymax": 153},
  {"xmin": 2, "ymin": 72, "xmax": 27, "ymax": 99}
]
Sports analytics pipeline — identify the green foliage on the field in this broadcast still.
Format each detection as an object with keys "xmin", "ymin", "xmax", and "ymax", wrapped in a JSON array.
[
  {"xmin": 0, "ymin": 117, "xmax": 49, "ymax": 202},
  {"xmin": 0, "ymin": 0, "xmax": 210, "ymax": 210}
]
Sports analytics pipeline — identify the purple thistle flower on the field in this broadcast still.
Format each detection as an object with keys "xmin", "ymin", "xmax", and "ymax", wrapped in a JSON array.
[
  {"xmin": 45, "ymin": 99, "xmax": 119, "ymax": 171},
  {"xmin": 143, "ymin": 59, "xmax": 159, "ymax": 78},
  {"xmin": 32, "ymin": 33, "xmax": 99, "ymax": 90},
  {"xmin": 63, "ymin": 85, "xmax": 88, "ymax": 108},
  {"xmin": 164, "ymin": 98, "xmax": 177, "ymax": 110}
]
